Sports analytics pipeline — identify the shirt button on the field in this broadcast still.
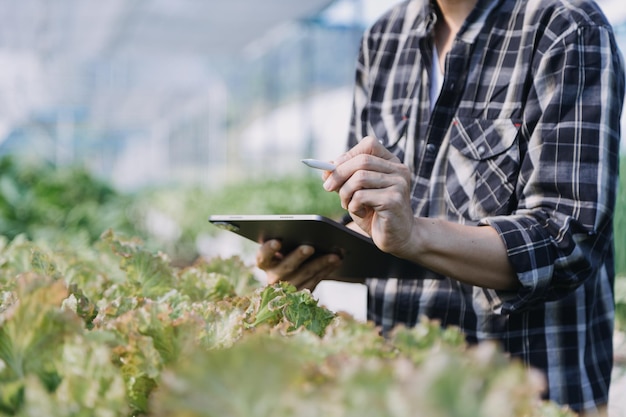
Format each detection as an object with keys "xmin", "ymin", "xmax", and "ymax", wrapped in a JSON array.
[
  {"xmin": 477, "ymin": 145, "xmax": 486, "ymax": 155},
  {"xmin": 425, "ymin": 143, "xmax": 437, "ymax": 158}
]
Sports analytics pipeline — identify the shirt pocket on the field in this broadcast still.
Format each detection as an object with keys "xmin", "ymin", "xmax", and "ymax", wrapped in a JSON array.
[{"xmin": 445, "ymin": 117, "xmax": 521, "ymax": 221}]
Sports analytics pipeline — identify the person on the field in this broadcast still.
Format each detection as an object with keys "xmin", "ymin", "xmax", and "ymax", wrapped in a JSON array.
[{"xmin": 256, "ymin": 0, "xmax": 625, "ymax": 414}]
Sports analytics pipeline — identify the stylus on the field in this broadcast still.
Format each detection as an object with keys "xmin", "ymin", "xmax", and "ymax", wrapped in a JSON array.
[{"xmin": 301, "ymin": 159, "xmax": 336, "ymax": 171}]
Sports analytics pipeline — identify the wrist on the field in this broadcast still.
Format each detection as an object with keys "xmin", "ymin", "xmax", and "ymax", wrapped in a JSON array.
[{"xmin": 393, "ymin": 216, "xmax": 426, "ymax": 262}]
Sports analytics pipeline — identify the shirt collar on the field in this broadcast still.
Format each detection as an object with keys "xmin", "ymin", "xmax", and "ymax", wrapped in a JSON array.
[
  {"xmin": 458, "ymin": 0, "xmax": 503, "ymax": 44},
  {"xmin": 420, "ymin": 0, "xmax": 503, "ymax": 44}
]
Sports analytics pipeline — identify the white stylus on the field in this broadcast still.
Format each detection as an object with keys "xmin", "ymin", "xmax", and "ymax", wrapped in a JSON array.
[{"xmin": 301, "ymin": 159, "xmax": 336, "ymax": 171}]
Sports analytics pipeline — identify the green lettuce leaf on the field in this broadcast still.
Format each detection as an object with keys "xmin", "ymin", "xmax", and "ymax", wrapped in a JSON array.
[
  {"xmin": 245, "ymin": 282, "xmax": 336, "ymax": 337},
  {"xmin": 0, "ymin": 275, "xmax": 100, "ymax": 414}
]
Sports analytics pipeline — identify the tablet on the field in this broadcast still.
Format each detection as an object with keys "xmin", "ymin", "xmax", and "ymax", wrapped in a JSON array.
[{"xmin": 208, "ymin": 214, "xmax": 426, "ymax": 280}]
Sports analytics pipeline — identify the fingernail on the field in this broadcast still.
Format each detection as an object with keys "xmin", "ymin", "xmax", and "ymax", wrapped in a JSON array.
[
  {"xmin": 270, "ymin": 241, "xmax": 280, "ymax": 250},
  {"xmin": 301, "ymin": 246, "xmax": 314, "ymax": 256},
  {"xmin": 323, "ymin": 180, "xmax": 332, "ymax": 191}
]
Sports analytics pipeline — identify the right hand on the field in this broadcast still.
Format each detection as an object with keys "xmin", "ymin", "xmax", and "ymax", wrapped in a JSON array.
[
  {"xmin": 255, "ymin": 240, "xmax": 342, "ymax": 291},
  {"xmin": 322, "ymin": 136, "xmax": 415, "ymax": 258}
]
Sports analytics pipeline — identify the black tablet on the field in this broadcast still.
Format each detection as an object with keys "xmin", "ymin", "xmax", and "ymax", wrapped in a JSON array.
[{"xmin": 208, "ymin": 214, "xmax": 425, "ymax": 280}]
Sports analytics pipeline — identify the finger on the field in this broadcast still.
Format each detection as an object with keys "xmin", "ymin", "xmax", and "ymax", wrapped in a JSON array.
[
  {"xmin": 266, "ymin": 253, "xmax": 341, "ymax": 289},
  {"xmin": 337, "ymin": 169, "xmax": 400, "ymax": 209},
  {"xmin": 287, "ymin": 254, "xmax": 342, "ymax": 290},
  {"xmin": 266, "ymin": 270, "xmax": 282, "ymax": 285},
  {"xmin": 323, "ymin": 155, "xmax": 386, "ymax": 191},
  {"xmin": 324, "ymin": 155, "xmax": 396, "ymax": 194},
  {"xmin": 256, "ymin": 240, "xmax": 283, "ymax": 270},
  {"xmin": 333, "ymin": 136, "xmax": 399, "ymax": 166},
  {"xmin": 347, "ymin": 186, "xmax": 409, "ymax": 215},
  {"xmin": 266, "ymin": 245, "xmax": 316, "ymax": 277},
  {"xmin": 263, "ymin": 244, "xmax": 315, "ymax": 285}
]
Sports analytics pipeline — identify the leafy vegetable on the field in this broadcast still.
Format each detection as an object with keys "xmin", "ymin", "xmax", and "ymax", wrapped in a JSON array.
[
  {"xmin": 0, "ymin": 156, "xmax": 594, "ymax": 416},
  {"xmin": 0, "ymin": 275, "xmax": 127, "ymax": 416},
  {"xmin": 0, "ymin": 232, "xmax": 579, "ymax": 417},
  {"xmin": 0, "ymin": 155, "xmax": 137, "ymax": 244},
  {"xmin": 245, "ymin": 282, "xmax": 335, "ymax": 336}
]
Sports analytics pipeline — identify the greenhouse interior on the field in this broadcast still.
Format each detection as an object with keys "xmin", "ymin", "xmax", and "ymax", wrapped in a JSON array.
[
  {"xmin": 1, "ymin": 0, "xmax": 625, "ymax": 188},
  {"xmin": 0, "ymin": 0, "xmax": 626, "ymax": 416}
]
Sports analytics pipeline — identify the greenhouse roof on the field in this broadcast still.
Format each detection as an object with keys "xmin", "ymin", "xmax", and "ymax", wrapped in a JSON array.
[{"xmin": 0, "ymin": 0, "xmax": 335, "ymax": 59}]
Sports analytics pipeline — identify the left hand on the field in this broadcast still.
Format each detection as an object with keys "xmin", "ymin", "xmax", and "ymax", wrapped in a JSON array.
[
  {"xmin": 256, "ymin": 240, "xmax": 342, "ymax": 291},
  {"xmin": 322, "ymin": 136, "xmax": 416, "ymax": 257}
]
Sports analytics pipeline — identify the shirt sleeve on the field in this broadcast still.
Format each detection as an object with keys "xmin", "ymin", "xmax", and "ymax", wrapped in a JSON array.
[
  {"xmin": 479, "ymin": 23, "xmax": 625, "ymax": 314},
  {"xmin": 347, "ymin": 31, "xmax": 371, "ymax": 150}
]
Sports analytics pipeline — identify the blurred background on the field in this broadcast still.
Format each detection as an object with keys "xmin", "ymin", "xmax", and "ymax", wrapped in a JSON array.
[
  {"xmin": 0, "ymin": 0, "xmax": 625, "ymax": 414},
  {"xmin": 0, "ymin": 0, "xmax": 397, "ymax": 190},
  {"xmin": 0, "ymin": 0, "xmax": 624, "ymax": 187},
  {"xmin": 1, "ymin": 0, "xmax": 625, "ymax": 301},
  {"xmin": 1, "ymin": 0, "xmax": 626, "ymax": 315}
]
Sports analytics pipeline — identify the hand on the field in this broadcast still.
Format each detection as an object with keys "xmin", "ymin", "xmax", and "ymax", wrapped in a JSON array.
[
  {"xmin": 322, "ymin": 136, "xmax": 416, "ymax": 257},
  {"xmin": 255, "ymin": 240, "xmax": 342, "ymax": 291},
  {"xmin": 323, "ymin": 137, "xmax": 517, "ymax": 290}
]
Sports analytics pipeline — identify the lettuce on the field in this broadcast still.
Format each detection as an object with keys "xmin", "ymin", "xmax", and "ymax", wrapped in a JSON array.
[
  {"xmin": 0, "ymin": 275, "xmax": 127, "ymax": 416},
  {"xmin": 246, "ymin": 282, "xmax": 335, "ymax": 337},
  {"xmin": 0, "ymin": 231, "xmax": 578, "ymax": 417},
  {"xmin": 151, "ymin": 334, "xmax": 308, "ymax": 417}
]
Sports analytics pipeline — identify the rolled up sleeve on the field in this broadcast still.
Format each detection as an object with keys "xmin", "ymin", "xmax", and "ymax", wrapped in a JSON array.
[{"xmin": 479, "ymin": 23, "xmax": 624, "ymax": 314}]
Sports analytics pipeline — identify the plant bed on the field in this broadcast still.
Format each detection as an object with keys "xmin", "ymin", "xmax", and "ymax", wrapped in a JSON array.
[{"xmin": 0, "ymin": 232, "xmax": 576, "ymax": 417}]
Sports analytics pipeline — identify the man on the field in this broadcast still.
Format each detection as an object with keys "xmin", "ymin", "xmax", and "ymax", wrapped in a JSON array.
[{"xmin": 257, "ymin": 0, "xmax": 625, "ymax": 414}]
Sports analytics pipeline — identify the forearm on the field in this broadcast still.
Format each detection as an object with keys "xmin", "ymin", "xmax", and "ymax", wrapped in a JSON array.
[{"xmin": 402, "ymin": 217, "xmax": 519, "ymax": 290}]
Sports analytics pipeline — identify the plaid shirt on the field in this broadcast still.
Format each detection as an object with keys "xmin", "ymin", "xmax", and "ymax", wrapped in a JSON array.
[{"xmin": 348, "ymin": 0, "xmax": 625, "ymax": 413}]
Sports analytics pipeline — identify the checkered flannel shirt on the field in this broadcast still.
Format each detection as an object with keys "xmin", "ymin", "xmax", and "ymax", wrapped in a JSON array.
[{"xmin": 347, "ymin": 0, "xmax": 625, "ymax": 412}]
